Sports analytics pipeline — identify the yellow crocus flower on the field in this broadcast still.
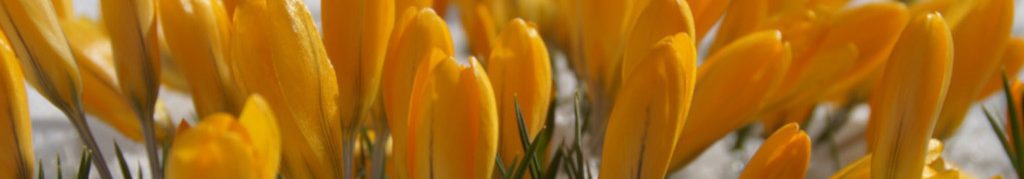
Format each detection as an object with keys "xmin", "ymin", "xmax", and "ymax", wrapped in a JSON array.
[
  {"xmin": 101, "ymin": 0, "xmax": 164, "ymax": 175},
  {"xmin": 323, "ymin": 0, "xmax": 393, "ymax": 124},
  {"xmin": 159, "ymin": 0, "xmax": 240, "ymax": 116},
  {"xmin": 456, "ymin": 2, "xmax": 498, "ymax": 61},
  {"xmin": 61, "ymin": 17, "xmax": 171, "ymax": 142},
  {"xmin": 601, "ymin": 32, "xmax": 695, "ymax": 178},
  {"xmin": 739, "ymin": 123, "xmax": 811, "ymax": 179},
  {"xmin": 578, "ymin": 0, "xmax": 633, "ymax": 103},
  {"xmin": 166, "ymin": 95, "xmax": 281, "ymax": 179},
  {"xmin": 670, "ymin": 30, "xmax": 791, "ymax": 170},
  {"xmin": 487, "ymin": 18, "xmax": 552, "ymax": 168},
  {"xmin": 871, "ymin": 12, "xmax": 953, "ymax": 179},
  {"xmin": 763, "ymin": 2, "xmax": 908, "ymax": 119},
  {"xmin": 620, "ymin": 0, "xmax": 694, "ymax": 80},
  {"xmin": 934, "ymin": 0, "xmax": 1014, "ymax": 139},
  {"xmin": 322, "ymin": 0, "xmax": 395, "ymax": 176},
  {"xmin": 229, "ymin": 0, "xmax": 342, "ymax": 177},
  {"xmin": 0, "ymin": 0, "xmax": 112, "ymax": 177},
  {"xmin": 833, "ymin": 140, "xmax": 971, "ymax": 179},
  {"xmin": 0, "ymin": 28, "xmax": 33, "ymax": 179},
  {"xmin": 407, "ymin": 56, "xmax": 498, "ymax": 179},
  {"xmin": 381, "ymin": 7, "xmax": 452, "ymax": 179}
]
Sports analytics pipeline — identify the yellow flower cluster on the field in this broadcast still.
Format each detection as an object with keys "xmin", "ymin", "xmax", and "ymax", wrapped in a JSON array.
[{"xmin": 0, "ymin": 0, "xmax": 1020, "ymax": 178}]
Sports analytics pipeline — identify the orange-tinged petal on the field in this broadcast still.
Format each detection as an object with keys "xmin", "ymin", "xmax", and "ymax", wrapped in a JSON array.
[
  {"xmin": 160, "ymin": 0, "xmax": 240, "ymax": 116},
  {"xmin": 601, "ymin": 32, "xmax": 695, "ymax": 178},
  {"xmin": 871, "ymin": 12, "xmax": 953, "ymax": 179},
  {"xmin": 670, "ymin": 30, "xmax": 791, "ymax": 170},
  {"xmin": 579, "ymin": 0, "xmax": 633, "ymax": 101},
  {"xmin": 0, "ymin": 27, "xmax": 33, "ymax": 179},
  {"xmin": 739, "ymin": 123, "xmax": 811, "ymax": 179},
  {"xmin": 487, "ymin": 18, "xmax": 552, "ymax": 168},
  {"xmin": 230, "ymin": 0, "xmax": 342, "ymax": 177},
  {"xmin": 685, "ymin": 0, "xmax": 727, "ymax": 41},
  {"xmin": 458, "ymin": 3, "xmax": 497, "ymax": 61},
  {"xmin": 978, "ymin": 37, "xmax": 1024, "ymax": 100},
  {"xmin": 407, "ymin": 56, "xmax": 498, "ymax": 178},
  {"xmin": 708, "ymin": 0, "xmax": 768, "ymax": 53},
  {"xmin": 935, "ymin": 0, "xmax": 1014, "ymax": 139},
  {"xmin": 323, "ymin": 0, "xmax": 394, "ymax": 125}
]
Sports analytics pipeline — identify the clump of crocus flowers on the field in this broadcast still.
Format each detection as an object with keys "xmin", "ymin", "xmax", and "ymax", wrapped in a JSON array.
[{"xmin": 0, "ymin": 0, "xmax": 1020, "ymax": 178}]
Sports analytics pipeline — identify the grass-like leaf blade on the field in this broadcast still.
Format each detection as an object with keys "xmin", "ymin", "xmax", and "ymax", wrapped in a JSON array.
[
  {"xmin": 983, "ymin": 106, "xmax": 1020, "ymax": 171},
  {"xmin": 1001, "ymin": 69, "xmax": 1024, "ymax": 174},
  {"xmin": 77, "ymin": 148, "xmax": 93, "ymax": 179},
  {"xmin": 514, "ymin": 96, "xmax": 542, "ymax": 178},
  {"xmin": 115, "ymin": 142, "xmax": 133, "ymax": 179}
]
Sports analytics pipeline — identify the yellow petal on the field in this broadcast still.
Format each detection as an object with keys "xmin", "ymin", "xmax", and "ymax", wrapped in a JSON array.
[
  {"xmin": 708, "ymin": 0, "xmax": 768, "ymax": 53},
  {"xmin": 601, "ymin": 32, "xmax": 695, "ymax": 178},
  {"xmin": 685, "ymin": 0, "xmax": 727, "ymax": 41},
  {"xmin": 0, "ymin": 0, "xmax": 82, "ymax": 119},
  {"xmin": 159, "ymin": 0, "xmax": 240, "ymax": 116},
  {"xmin": 0, "ymin": 27, "xmax": 33, "ymax": 179},
  {"xmin": 909, "ymin": 0, "xmax": 974, "ymax": 29},
  {"xmin": 831, "ymin": 154, "xmax": 872, "ymax": 179},
  {"xmin": 48, "ymin": 0, "xmax": 71, "ymax": 20},
  {"xmin": 935, "ymin": 0, "xmax": 1014, "ymax": 139},
  {"xmin": 323, "ymin": 0, "xmax": 394, "ymax": 125},
  {"xmin": 817, "ymin": 3, "xmax": 909, "ymax": 102},
  {"xmin": 396, "ymin": 0, "xmax": 431, "ymax": 17},
  {"xmin": 0, "ymin": 1, "xmax": 115, "ymax": 176},
  {"xmin": 871, "ymin": 12, "xmax": 953, "ymax": 179},
  {"xmin": 237, "ymin": 95, "xmax": 282, "ymax": 179},
  {"xmin": 458, "ymin": 3, "xmax": 497, "ymax": 62},
  {"xmin": 621, "ymin": 0, "xmax": 694, "ymax": 81},
  {"xmin": 977, "ymin": 37, "xmax": 1024, "ymax": 100},
  {"xmin": 61, "ymin": 16, "xmax": 174, "ymax": 143},
  {"xmin": 102, "ymin": 0, "xmax": 161, "ymax": 117},
  {"xmin": 740, "ymin": 123, "xmax": 811, "ymax": 179},
  {"xmin": 670, "ymin": 30, "xmax": 791, "ymax": 170},
  {"xmin": 579, "ymin": 0, "xmax": 633, "ymax": 101},
  {"xmin": 407, "ymin": 56, "xmax": 498, "ymax": 178},
  {"xmin": 229, "ymin": 0, "xmax": 342, "ymax": 177},
  {"xmin": 834, "ymin": 140, "xmax": 962, "ymax": 179},
  {"xmin": 767, "ymin": 3, "xmax": 909, "ymax": 114},
  {"xmin": 487, "ymin": 18, "xmax": 552, "ymax": 168},
  {"xmin": 381, "ymin": 9, "xmax": 453, "ymax": 179},
  {"xmin": 166, "ymin": 114, "xmax": 255, "ymax": 179}
]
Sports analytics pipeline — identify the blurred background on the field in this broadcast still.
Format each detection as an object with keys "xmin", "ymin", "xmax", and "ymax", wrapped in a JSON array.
[{"xmin": 27, "ymin": 0, "xmax": 1024, "ymax": 178}]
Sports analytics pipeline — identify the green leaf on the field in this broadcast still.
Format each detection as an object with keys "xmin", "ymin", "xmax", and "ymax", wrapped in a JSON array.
[
  {"xmin": 57, "ymin": 153, "xmax": 62, "ymax": 179},
  {"xmin": 514, "ymin": 95, "xmax": 541, "ymax": 178},
  {"xmin": 543, "ymin": 146, "xmax": 565, "ymax": 179},
  {"xmin": 495, "ymin": 154, "xmax": 509, "ymax": 179},
  {"xmin": 37, "ymin": 159, "xmax": 44, "ymax": 179},
  {"xmin": 137, "ymin": 161, "xmax": 143, "ymax": 179},
  {"xmin": 1001, "ymin": 69, "xmax": 1024, "ymax": 174},
  {"xmin": 115, "ymin": 142, "xmax": 133, "ymax": 179},
  {"xmin": 77, "ymin": 148, "xmax": 93, "ymax": 179},
  {"xmin": 983, "ymin": 105, "xmax": 1020, "ymax": 172}
]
